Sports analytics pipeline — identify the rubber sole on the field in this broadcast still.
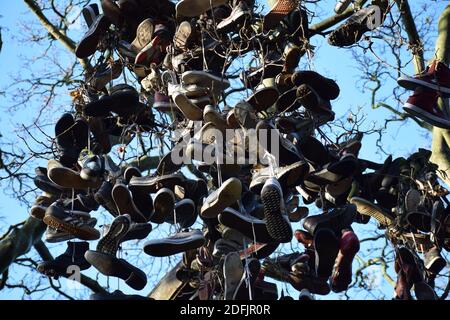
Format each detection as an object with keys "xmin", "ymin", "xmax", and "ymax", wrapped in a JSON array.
[
  {"xmin": 261, "ymin": 181, "xmax": 292, "ymax": 243},
  {"xmin": 350, "ymin": 197, "xmax": 394, "ymax": 227},
  {"xmin": 223, "ymin": 252, "xmax": 244, "ymax": 300},
  {"xmin": 398, "ymin": 76, "xmax": 450, "ymax": 97},
  {"xmin": 97, "ymin": 215, "xmax": 131, "ymax": 255},
  {"xmin": 43, "ymin": 214, "xmax": 99, "ymax": 241},
  {"xmin": 404, "ymin": 103, "xmax": 450, "ymax": 129}
]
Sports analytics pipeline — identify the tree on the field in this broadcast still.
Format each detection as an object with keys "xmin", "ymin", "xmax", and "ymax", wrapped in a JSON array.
[{"xmin": 0, "ymin": 0, "xmax": 448, "ymax": 300}]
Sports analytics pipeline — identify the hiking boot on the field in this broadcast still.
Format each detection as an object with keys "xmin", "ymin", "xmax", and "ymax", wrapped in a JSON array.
[
  {"xmin": 218, "ymin": 207, "xmax": 274, "ymax": 243},
  {"xmin": 176, "ymin": 0, "xmax": 228, "ymax": 17},
  {"xmin": 261, "ymin": 178, "xmax": 292, "ymax": 243},
  {"xmin": 84, "ymin": 250, "xmax": 147, "ymax": 290},
  {"xmin": 37, "ymin": 241, "xmax": 91, "ymax": 278},
  {"xmin": 97, "ymin": 215, "xmax": 131, "ymax": 256},
  {"xmin": 43, "ymin": 202, "xmax": 100, "ymax": 241},
  {"xmin": 303, "ymin": 204, "xmax": 356, "ymax": 235},
  {"xmin": 398, "ymin": 60, "xmax": 450, "ymax": 97},
  {"xmin": 75, "ymin": 14, "xmax": 111, "ymax": 58},
  {"xmin": 143, "ymin": 230, "xmax": 206, "ymax": 257},
  {"xmin": 331, "ymin": 230, "xmax": 360, "ymax": 292},
  {"xmin": 200, "ymin": 178, "xmax": 242, "ymax": 218},
  {"xmin": 403, "ymin": 87, "xmax": 450, "ymax": 129},
  {"xmin": 152, "ymin": 188, "xmax": 175, "ymax": 224}
]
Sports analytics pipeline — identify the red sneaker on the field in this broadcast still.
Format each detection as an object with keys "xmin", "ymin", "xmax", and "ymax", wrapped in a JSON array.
[
  {"xmin": 403, "ymin": 87, "xmax": 450, "ymax": 129},
  {"xmin": 331, "ymin": 230, "xmax": 360, "ymax": 293},
  {"xmin": 398, "ymin": 60, "xmax": 450, "ymax": 96}
]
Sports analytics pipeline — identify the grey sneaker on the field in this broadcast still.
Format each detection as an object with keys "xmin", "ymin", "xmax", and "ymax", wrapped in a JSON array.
[
  {"xmin": 45, "ymin": 217, "xmax": 97, "ymax": 243},
  {"xmin": 200, "ymin": 178, "xmax": 242, "ymax": 218},
  {"xmin": 223, "ymin": 251, "xmax": 244, "ymax": 300},
  {"xmin": 143, "ymin": 230, "xmax": 205, "ymax": 257}
]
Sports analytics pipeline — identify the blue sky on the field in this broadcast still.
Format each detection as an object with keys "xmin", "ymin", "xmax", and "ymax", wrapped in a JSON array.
[{"xmin": 0, "ymin": 0, "xmax": 447, "ymax": 300}]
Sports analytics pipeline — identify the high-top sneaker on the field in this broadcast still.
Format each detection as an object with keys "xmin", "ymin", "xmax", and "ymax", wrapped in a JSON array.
[
  {"xmin": 331, "ymin": 230, "xmax": 360, "ymax": 292},
  {"xmin": 37, "ymin": 241, "xmax": 91, "ymax": 278},
  {"xmin": 403, "ymin": 87, "xmax": 450, "ymax": 129}
]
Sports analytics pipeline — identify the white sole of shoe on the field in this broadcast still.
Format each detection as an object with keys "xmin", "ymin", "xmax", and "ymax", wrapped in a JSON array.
[{"xmin": 403, "ymin": 103, "xmax": 450, "ymax": 129}]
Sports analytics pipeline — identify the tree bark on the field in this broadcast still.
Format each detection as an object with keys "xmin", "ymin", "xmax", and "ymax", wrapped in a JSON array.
[
  {"xmin": 430, "ymin": 5, "xmax": 450, "ymax": 187},
  {"xmin": 0, "ymin": 217, "xmax": 46, "ymax": 274}
]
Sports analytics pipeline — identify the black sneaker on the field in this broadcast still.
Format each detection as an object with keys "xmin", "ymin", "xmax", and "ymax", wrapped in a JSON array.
[
  {"xmin": 166, "ymin": 199, "xmax": 197, "ymax": 229},
  {"xmin": 37, "ymin": 241, "xmax": 91, "ymax": 278},
  {"xmin": 112, "ymin": 182, "xmax": 148, "ymax": 223},
  {"xmin": 218, "ymin": 207, "xmax": 274, "ymax": 244},
  {"xmin": 261, "ymin": 177, "xmax": 292, "ymax": 243},
  {"xmin": 43, "ymin": 202, "xmax": 100, "ymax": 241},
  {"xmin": 82, "ymin": 3, "xmax": 100, "ymax": 27},
  {"xmin": 143, "ymin": 230, "xmax": 206, "ymax": 257},
  {"xmin": 84, "ymin": 250, "xmax": 147, "ymax": 290},
  {"xmin": 94, "ymin": 181, "xmax": 118, "ymax": 216},
  {"xmin": 129, "ymin": 173, "xmax": 186, "ymax": 194},
  {"xmin": 314, "ymin": 228, "xmax": 339, "ymax": 278},
  {"xmin": 152, "ymin": 188, "xmax": 176, "ymax": 224},
  {"xmin": 303, "ymin": 204, "xmax": 357, "ymax": 235},
  {"xmin": 75, "ymin": 14, "xmax": 112, "ymax": 58}
]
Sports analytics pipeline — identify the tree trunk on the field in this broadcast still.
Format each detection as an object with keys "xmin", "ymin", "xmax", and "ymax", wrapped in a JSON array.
[{"xmin": 430, "ymin": 5, "xmax": 450, "ymax": 187}]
